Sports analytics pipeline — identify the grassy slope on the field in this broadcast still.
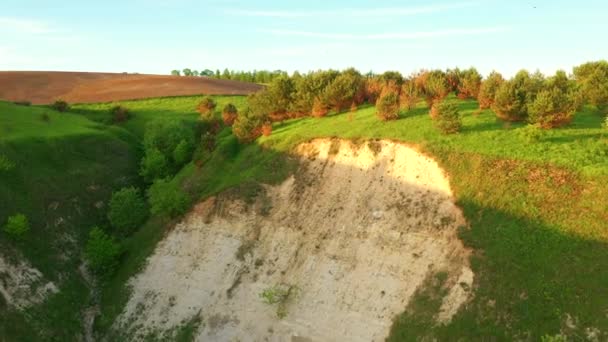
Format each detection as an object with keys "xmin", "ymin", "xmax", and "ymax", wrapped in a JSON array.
[
  {"xmin": 77, "ymin": 96, "xmax": 608, "ymax": 340},
  {"xmin": 0, "ymin": 101, "xmax": 140, "ymax": 341}
]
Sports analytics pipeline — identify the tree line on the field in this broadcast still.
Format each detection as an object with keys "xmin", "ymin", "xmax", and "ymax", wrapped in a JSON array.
[
  {"xmin": 170, "ymin": 68, "xmax": 289, "ymax": 84},
  {"xmin": 196, "ymin": 61, "xmax": 607, "ymax": 142}
]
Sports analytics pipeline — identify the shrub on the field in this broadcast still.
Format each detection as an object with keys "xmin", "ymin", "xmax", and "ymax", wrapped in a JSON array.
[
  {"xmin": 457, "ymin": 68, "xmax": 482, "ymax": 99},
  {"xmin": 197, "ymin": 96, "xmax": 217, "ymax": 120},
  {"xmin": 311, "ymin": 97, "xmax": 329, "ymax": 118},
  {"xmin": 261, "ymin": 122, "xmax": 272, "ymax": 136},
  {"xmin": 85, "ymin": 227, "xmax": 121, "ymax": 276},
  {"xmin": 323, "ymin": 68, "xmax": 364, "ymax": 112},
  {"xmin": 376, "ymin": 89, "xmax": 400, "ymax": 121},
  {"xmin": 432, "ymin": 100, "xmax": 462, "ymax": 134},
  {"xmin": 108, "ymin": 187, "xmax": 148, "ymax": 235},
  {"xmin": 232, "ymin": 109, "xmax": 265, "ymax": 144},
  {"xmin": 140, "ymin": 148, "xmax": 170, "ymax": 182},
  {"xmin": 478, "ymin": 71, "xmax": 504, "ymax": 109},
  {"xmin": 222, "ymin": 103, "xmax": 238, "ymax": 126},
  {"xmin": 518, "ymin": 124, "xmax": 543, "ymax": 143},
  {"xmin": 40, "ymin": 112, "xmax": 50, "ymax": 122},
  {"xmin": 0, "ymin": 155, "xmax": 15, "ymax": 171},
  {"xmin": 147, "ymin": 179, "xmax": 191, "ymax": 218},
  {"xmin": 260, "ymin": 284, "xmax": 297, "ymax": 319},
  {"xmin": 110, "ymin": 105, "xmax": 131, "ymax": 123},
  {"xmin": 13, "ymin": 100, "xmax": 31, "ymax": 106},
  {"xmin": 143, "ymin": 118, "xmax": 195, "ymax": 171},
  {"xmin": 51, "ymin": 100, "xmax": 69, "ymax": 112},
  {"xmin": 573, "ymin": 61, "xmax": 608, "ymax": 112},
  {"xmin": 528, "ymin": 88, "xmax": 578, "ymax": 129},
  {"xmin": 3, "ymin": 214, "xmax": 30, "ymax": 240}
]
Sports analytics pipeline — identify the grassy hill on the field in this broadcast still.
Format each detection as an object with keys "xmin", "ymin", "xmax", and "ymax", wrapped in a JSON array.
[
  {"xmin": 0, "ymin": 101, "xmax": 140, "ymax": 340},
  {"xmin": 2, "ymin": 93, "xmax": 608, "ymax": 340}
]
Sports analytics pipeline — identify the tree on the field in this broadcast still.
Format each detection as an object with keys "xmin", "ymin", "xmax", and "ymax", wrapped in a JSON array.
[
  {"xmin": 376, "ymin": 88, "xmax": 400, "ymax": 121},
  {"xmin": 478, "ymin": 71, "xmax": 504, "ymax": 109},
  {"xmin": 528, "ymin": 71, "xmax": 581, "ymax": 128},
  {"xmin": 232, "ymin": 108, "xmax": 265, "ymax": 143},
  {"xmin": 222, "ymin": 103, "xmax": 238, "ymax": 126},
  {"xmin": 140, "ymin": 148, "xmax": 170, "ymax": 182},
  {"xmin": 171, "ymin": 70, "xmax": 181, "ymax": 76},
  {"xmin": 51, "ymin": 100, "xmax": 69, "ymax": 112},
  {"xmin": 417, "ymin": 70, "xmax": 450, "ymax": 106},
  {"xmin": 108, "ymin": 187, "xmax": 148, "ymax": 235},
  {"xmin": 85, "ymin": 227, "xmax": 121, "ymax": 276},
  {"xmin": 400, "ymin": 80, "xmax": 419, "ymax": 110},
  {"xmin": 3, "ymin": 213, "xmax": 29, "ymax": 240},
  {"xmin": 457, "ymin": 68, "xmax": 482, "ymax": 99},
  {"xmin": 311, "ymin": 97, "xmax": 329, "ymax": 118},
  {"xmin": 492, "ymin": 80, "xmax": 528, "ymax": 121},
  {"xmin": 182, "ymin": 68, "xmax": 193, "ymax": 76},
  {"xmin": 379, "ymin": 71, "xmax": 404, "ymax": 87},
  {"xmin": 192, "ymin": 70, "xmax": 199, "ymax": 76},
  {"xmin": 573, "ymin": 60, "xmax": 608, "ymax": 112},
  {"xmin": 201, "ymin": 69, "xmax": 214, "ymax": 77},
  {"xmin": 197, "ymin": 96, "xmax": 217, "ymax": 120},
  {"xmin": 322, "ymin": 69, "xmax": 364, "ymax": 112},
  {"xmin": 172, "ymin": 139, "xmax": 193, "ymax": 166},
  {"xmin": 147, "ymin": 179, "xmax": 191, "ymax": 218},
  {"xmin": 432, "ymin": 100, "xmax": 462, "ymax": 134}
]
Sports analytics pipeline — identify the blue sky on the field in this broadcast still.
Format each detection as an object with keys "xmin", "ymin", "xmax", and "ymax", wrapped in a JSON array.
[{"xmin": 1, "ymin": 0, "xmax": 607, "ymax": 77}]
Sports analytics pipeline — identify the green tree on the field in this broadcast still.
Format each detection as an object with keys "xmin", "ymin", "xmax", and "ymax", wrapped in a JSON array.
[
  {"xmin": 457, "ymin": 67, "xmax": 482, "ymax": 99},
  {"xmin": 432, "ymin": 100, "xmax": 462, "ymax": 134},
  {"xmin": 528, "ymin": 71, "xmax": 580, "ymax": 128},
  {"xmin": 182, "ymin": 68, "xmax": 193, "ymax": 76},
  {"xmin": 147, "ymin": 179, "xmax": 191, "ymax": 218},
  {"xmin": 85, "ymin": 227, "xmax": 121, "ymax": 276},
  {"xmin": 573, "ymin": 60, "xmax": 608, "ymax": 112},
  {"xmin": 143, "ymin": 118, "xmax": 195, "ymax": 168},
  {"xmin": 171, "ymin": 70, "xmax": 181, "ymax": 76},
  {"xmin": 51, "ymin": 100, "xmax": 69, "ymax": 112},
  {"xmin": 376, "ymin": 89, "xmax": 400, "ymax": 121},
  {"xmin": 478, "ymin": 71, "xmax": 504, "ymax": 109},
  {"xmin": 172, "ymin": 139, "xmax": 193, "ymax": 166},
  {"xmin": 108, "ymin": 187, "xmax": 148, "ymax": 235},
  {"xmin": 3, "ymin": 213, "xmax": 30, "ymax": 240},
  {"xmin": 232, "ymin": 108, "xmax": 266, "ymax": 143},
  {"xmin": 140, "ymin": 148, "xmax": 170, "ymax": 182}
]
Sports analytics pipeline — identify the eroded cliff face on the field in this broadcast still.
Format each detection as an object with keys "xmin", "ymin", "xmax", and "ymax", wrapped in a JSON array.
[{"xmin": 116, "ymin": 139, "xmax": 474, "ymax": 341}]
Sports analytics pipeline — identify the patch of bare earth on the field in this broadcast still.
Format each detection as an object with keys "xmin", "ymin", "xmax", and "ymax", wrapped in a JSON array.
[
  {"xmin": 116, "ymin": 139, "xmax": 474, "ymax": 341},
  {"xmin": 0, "ymin": 253, "xmax": 58, "ymax": 310}
]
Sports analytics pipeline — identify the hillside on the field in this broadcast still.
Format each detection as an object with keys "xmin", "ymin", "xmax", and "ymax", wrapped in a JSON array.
[
  {"xmin": 0, "ymin": 71, "xmax": 263, "ymax": 105},
  {"xmin": 1, "ymin": 86, "xmax": 608, "ymax": 341}
]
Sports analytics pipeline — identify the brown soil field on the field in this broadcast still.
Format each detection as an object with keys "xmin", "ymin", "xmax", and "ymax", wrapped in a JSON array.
[{"xmin": 0, "ymin": 71, "xmax": 263, "ymax": 104}]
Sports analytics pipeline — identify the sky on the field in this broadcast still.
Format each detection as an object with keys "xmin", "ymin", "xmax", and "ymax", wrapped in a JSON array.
[{"xmin": 1, "ymin": 0, "xmax": 607, "ymax": 77}]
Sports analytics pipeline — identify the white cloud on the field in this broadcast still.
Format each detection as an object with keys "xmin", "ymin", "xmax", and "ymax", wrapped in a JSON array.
[
  {"xmin": 0, "ymin": 17, "xmax": 54, "ymax": 34},
  {"xmin": 226, "ymin": 2, "xmax": 477, "ymax": 18},
  {"xmin": 259, "ymin": 27, "xmax": 510, "ymax": 40}
]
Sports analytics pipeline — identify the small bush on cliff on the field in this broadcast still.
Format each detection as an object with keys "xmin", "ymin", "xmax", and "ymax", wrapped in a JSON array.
[
  {"xmin": 85, "ymin": 227, "xmax": 121, "ymax": 276},
  {"xmin": 147, "ymin": 179, "xmax": 191, "ymax": 218},
  {"xmin": 222, "ymin": 103, "xmax": 238, "ymax": 126},
  {"xmin": 3, "ymin": 213, "xmax": 30, "ymax": 240},
  {"xmin": 108, "ymin": 187, "xmax": 148, "ymax": 235},
  {"xmin": 197, "ymin": 96, "xmax": 217, "ymax": 120}
]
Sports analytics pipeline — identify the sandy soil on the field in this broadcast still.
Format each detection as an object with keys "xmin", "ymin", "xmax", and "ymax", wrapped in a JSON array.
[
  {"xmin": 0, "ymin": 71, "xmax": 263, "ymax": 104},
  {"xmin": 116, "ymin": 139, "xmax": 474, "ymax": 341},
  {"xmin": 0, "ymin": 253, "xmax": 58, "ymax": 310}
]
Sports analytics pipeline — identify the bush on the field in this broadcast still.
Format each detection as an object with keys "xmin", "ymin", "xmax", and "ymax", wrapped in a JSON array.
[
  {"xmin": 478, "ymin": 71, "xmax": 504, "ymax": 109},
  {"xmin": 13, "ymin": 100, "xmax": 31, "ymax": 106},
  {"xmin": 108, "ymin": 187, "xmax": 148, "ymax": 235},
  {"xmin": 432, "ymin": 100, "xmax": 462, "ymax": 134},
  {"xmin": 110, "ymin": 105, "xmax": 131, "ymax": 123},
  {"xmin": 3, "ymin": 214, "xmax": 30, "ymax": 240},
  {"xmin": 376, "ymin": 89, "xmax": 400, "ymax": 121},
  {"xmin": 143, "ymin": 118, "xmax": 195, "ymax": 172},
  {"xmin": 222, "ymin": 103, "xmax": 238, "ymax": 126},
  {"xmin": 147, "ymin": 179, "xmax": 191, "ymax": 218},
  {"xmin": 232, "ymin": 109, "xmax": 265, "ymax": 144},
  {"xmin": 140, "ymin": 148, "xmax": 170, "ymax": 182},
  {"xmin": 39, "ymin": 112, "xmax": 50, "ymax": 122},
  {"xmin": 518, "ymin": 124, "xmax": 543, "ymax": 143},
  {"xmin": 85, "ymin": 227, "xmax": 121, "ymax": 276},
  {"xmin": 197, "ymin": 96, "xmax": 217, "ymax": 120},
  {"xmin": 418, "ymin": 70, "xmax": 450, "ymax": 106},
  {"xmin": 51, "ymin": 100, "xmax": 69, "ymax": 112},
  {"xmin": 528, "ymin": 88, "xmax": 578, "ymax": 129},
  {"xmin": 322, "ymin": 68, "xmax": 364, "ymax": 112}
]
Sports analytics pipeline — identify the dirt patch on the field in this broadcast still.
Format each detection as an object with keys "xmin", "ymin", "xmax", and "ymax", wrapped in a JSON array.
[
  {"xmin": 116, "ymin": 139, "xmax": 473, "ymax": 341},
  {"xmin": 0, "ymin": 71, "xmax": 263, "ymax": 104},
  {"xmin": 0, "ymin": 253, "xmax": 58, "ymax": 310}
]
